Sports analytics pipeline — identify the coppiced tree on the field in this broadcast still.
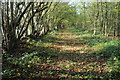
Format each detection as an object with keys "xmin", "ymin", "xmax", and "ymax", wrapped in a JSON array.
[
  {"xmin": 1, "ymin": 2, "xmax": 52, "ymax": 52},
  {"xmin": 1, "ymin": 2, "xmax": 77, "ymax": 53}
]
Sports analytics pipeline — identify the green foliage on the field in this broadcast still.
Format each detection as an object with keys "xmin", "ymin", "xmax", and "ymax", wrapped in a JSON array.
[
  {"xmin": 2, "ymin": 1, "xmax": 120, "ymax": 79},
  {"xmin": 59, "ymin": 74, "xmax": 68, "ymax": 79},
  {"xmin": 92, "ymin": 40, "xmax": 120, "ymax": 74},
  {"xmin": 93, "ymin": 40, "xmax": 120, "ymax": 58},
  {"xmin": 2, "ymin": 69, "xmax": 15, "ymax": 77},
  {"xmin": 36, "ymin": 42, "xmax": 52, "ymax": 47},
  {"xmin": 82, "ymin": 36, "xmax": 111, "ymax": 46},
  {"xmin": 3, "ymin": 27, "xmax": 120, "ymax": 79},
  {"xmin": 49, "ymin": 30, "xmax": 58, "ymax": 35},
  {"xmin": 69, "ymin": 27, "xmax": 85, "ymax": 33},
  {"xmin": 110, "ymin": 60, "xmax": 120, "ymax": 73}
]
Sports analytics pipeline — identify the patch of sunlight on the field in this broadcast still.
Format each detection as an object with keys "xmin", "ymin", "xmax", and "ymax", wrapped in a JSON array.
[
  {"xmin": 57, "ymin": 41, "xmax": 65, "ymax": 43},
  {"xmin": 56, "ymin": 60, "xmax": 73, "ymax": 69},
  {"xmin": 58, "ymin": 33, "xmax": 72, "ymax": 35},
  {"xmin": 93, "ymin": 43, "xmax": 105, "ymax": 51},
  {"xmin": 36, "ymin": 42, "xmax": 52, "ymax": 47},
  {"xmin": 60, "ymin": 36, "xmax": 79, "ymax": 39},
  {"xmin": 53, "ymin": 45, "xmax": 84, "ymax": 51},
  {"xmin": 79, "ymin": 51, "xmax": 85, "ymax": 53},
  {"xmin": 54, "ymin": 32, "xmax": 80, "ymax": 39}
]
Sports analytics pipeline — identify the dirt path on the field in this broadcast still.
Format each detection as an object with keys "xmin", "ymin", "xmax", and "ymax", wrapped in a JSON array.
[
  {"xmin": 6, "ymin": 27, "xmax": 118, "ymax": 79},
  {"xmin": 36, "ymin": 28, "xmax": 113, "ymax": 79}
]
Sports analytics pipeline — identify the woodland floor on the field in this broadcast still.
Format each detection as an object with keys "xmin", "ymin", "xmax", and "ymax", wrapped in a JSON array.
[{"xmin": 3, "ymin": 27, "xmax": 120, "ymax": 79}]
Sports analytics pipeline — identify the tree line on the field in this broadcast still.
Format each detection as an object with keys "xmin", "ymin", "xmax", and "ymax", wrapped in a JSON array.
[
  {"xmin": 1, "ymin": 1, "xmax": 120, "ymax": 53},
  {"xmin": 76, "ymin": 1, "xmax": 120, "ymax": 36},
  {"xmin": 1, "ymin": 2, "xmax": 76, "ymax": 53}
]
